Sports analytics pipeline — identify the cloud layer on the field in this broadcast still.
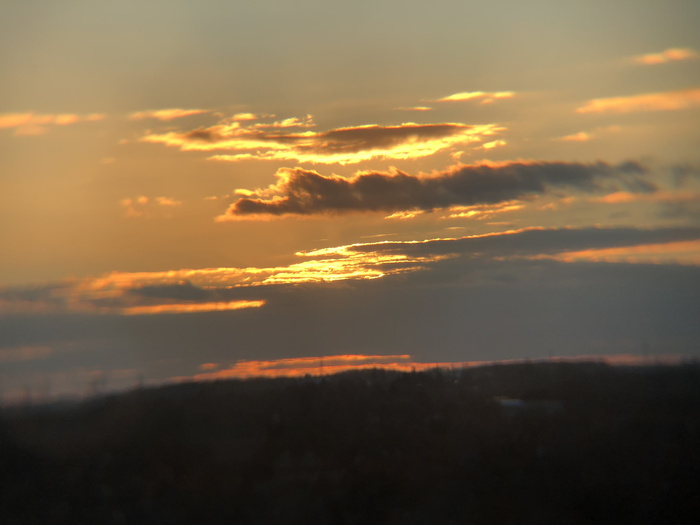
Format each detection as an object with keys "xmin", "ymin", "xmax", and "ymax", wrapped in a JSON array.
[
  {"xmin": 3, "ymin": 225, "xmax": 698, "ymax": 319},
  {"xmin": 220, "ymin": 160, "xmax": 655, "ymax": 219}
]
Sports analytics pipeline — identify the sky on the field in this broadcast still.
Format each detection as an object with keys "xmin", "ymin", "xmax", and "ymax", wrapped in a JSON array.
[{"xmin": 1, "ymin": 0, "xmax": 700, "ymax": 402}]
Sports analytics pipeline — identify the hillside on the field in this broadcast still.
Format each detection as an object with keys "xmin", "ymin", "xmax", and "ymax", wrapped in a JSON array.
[{"xmin": 2, "ymin": 361, "xmax": 699, "ymax": 524}]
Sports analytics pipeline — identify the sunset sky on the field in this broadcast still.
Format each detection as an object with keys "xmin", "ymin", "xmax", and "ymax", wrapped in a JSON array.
[{"xmin": 2, "ymin": 0, "xmax": 700, "ymax": 402}]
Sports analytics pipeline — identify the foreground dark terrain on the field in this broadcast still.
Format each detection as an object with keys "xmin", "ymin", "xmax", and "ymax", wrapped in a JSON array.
[{"xmin": 2, "ymin": 361, "xmax": 699, "ymax": 524}]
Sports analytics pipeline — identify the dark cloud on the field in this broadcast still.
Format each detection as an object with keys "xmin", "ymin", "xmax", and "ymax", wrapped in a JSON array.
[
  {"xmin": 127, "ymin": 280, "xmax": 211, "ymax": 301},
  {"xmin": 671, "ymin": 164, "xmax": 700, "ymax": 188},
  {"xmin": 223, "ymin": 160, "xmax": 655, "ymax": 218},
  {"xmin": 658, "ymin": 200, "xmax": 700, "ymax": 224}
]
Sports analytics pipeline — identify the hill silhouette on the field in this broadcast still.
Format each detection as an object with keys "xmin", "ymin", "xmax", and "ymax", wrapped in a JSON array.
[{"xmin": 2, "ymin": 361, "xmax": 699, "ymax": 524}]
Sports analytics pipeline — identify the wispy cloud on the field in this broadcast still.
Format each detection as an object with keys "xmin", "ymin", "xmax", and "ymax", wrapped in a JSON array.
[
  {"xmin": 633, "ymin": 47, "xmax": 697, "ymax": 65},
  {"xmin": 0, "ymin": 112, "xmax": 105, "ymax": 135},
  {"xmin": 442, "ymin": 201, "xmax": 524, "ymax": 220},
  {"xmin": 555, "ymin": 131, "xmax": 592, "ymax": 142},
  {"xmin": 577, "ymin": 88, "xmax": 700, "ymax": 114},
  {"xmin": 121, "ymin": 300, "xmax": 265, "ymax": 315},
  {"xmin": 544, "ymin": 240, "xmax": 700, "ymax": 265},
  {"xmin": 141, "ymin": 115, "xmax": 502, "ymax": 165},
  {"xmin": 395, "ymin": 106, "xmax": 433, "ymax": 112},
  {"xmin": 219, "ymin": 160, "xmax": 654, "ymax": 219},
  {"xmin": 436, "ymin": 91, "xmax": 515, "ymax": 104},
  {"xmin": 128, "ymin": 108, "xmax": 209, "ymax": 121},
  {"xmin": 119, "ymin": 195, "xmax": 183, "ymax": 218},
  {"xmin": 553, "ymin": 126, "xmax": 621, "ymax": 143}
]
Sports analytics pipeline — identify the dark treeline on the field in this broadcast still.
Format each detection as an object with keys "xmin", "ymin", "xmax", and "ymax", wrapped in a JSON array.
[{"xmin": 2, "ymin": 361, "xmax": 699, "ymax": 524}]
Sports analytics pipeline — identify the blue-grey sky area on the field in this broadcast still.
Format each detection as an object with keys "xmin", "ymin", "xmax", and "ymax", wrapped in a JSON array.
[{"xmin": 1, "ymin": 1, "xmax": 699, "ymax": 402}]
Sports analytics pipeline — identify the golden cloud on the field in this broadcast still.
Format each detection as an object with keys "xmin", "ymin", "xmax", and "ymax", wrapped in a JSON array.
[
  {"xmin": 480, "ymin": 139, "xmax": 507, "ymax": 149},
  {"xmin": 140, "ymin": 113, "xmax": 502, "ymax": 165},
  {"xmin": 443, "ymin": 201, "xmax": 523, "ymax": 220},
  {"xmin": 576, "ymin": 88, "xmax": 700, "ymax": 114},
  {"xmin": 231, "ymin": 112, "xmax": 260, "ymax": 121},
  {"xmin": 436, "ymin": 91, "xmax": 515, "ymax": 104}
]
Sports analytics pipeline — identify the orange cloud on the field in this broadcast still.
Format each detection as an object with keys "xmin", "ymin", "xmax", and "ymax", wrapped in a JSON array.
[
  {"xmin": 140, "ymin": 113, "xmax": 502, "ymax": 165},
  {"xmin": 576, "ymin": 88, "xmax": 700, "ymax": 114},
  {"xmin": 556, "ymin": 131, "xmax": 592, "ymax": 142},
  {"xmin": 190, "ymin": 352, "xmax": 685, "ymax": 381},
  {"xmin": 155, "ymin": 196, "xmax": 182, "ymax": 207},
  {"xmin": 128, "ymin": 108, "xmax": 208, "ymax": 121},
  {"xmin": 592, "ymin": 190, "xmax": 699, "ymax": 204},
  {"xmin": 541, "ymin": 240, "xmax": 700, "ymax": 265},
  {"xmin": 121, "ymin": 300, "xmax": 265, "ymax": 315},
  {"xmin": 193, "ymin": 354, "xmax": 435, "ymax": 380},
  {"xmin": 437, "ymin": 91, "xmax": 515, "ymax": 104},
  {"xmin": 634, "ymin": 47, "xmax": 697, "ymax": 65},
  {"xmin": 0, "ymin": 112, "xmax": 106, "ymax": 135},
  {"xmin": 0, "ymin": 113, "xmax": 36, "ymax": 128}
]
